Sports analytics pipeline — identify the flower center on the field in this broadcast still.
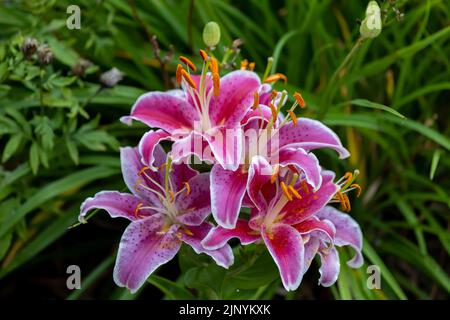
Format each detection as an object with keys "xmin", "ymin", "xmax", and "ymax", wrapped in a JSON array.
[{"xmin": 177, "ymin": 52, "xmax": 221, "ymax": 132}]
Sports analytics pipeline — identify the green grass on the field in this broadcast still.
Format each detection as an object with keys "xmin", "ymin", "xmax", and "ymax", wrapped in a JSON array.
[{"xmin": 0, "ymin": 0, "xmax": 449, "ymax": 299}]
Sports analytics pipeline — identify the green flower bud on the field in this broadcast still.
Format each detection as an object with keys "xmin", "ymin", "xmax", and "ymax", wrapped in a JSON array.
[
  {"xmin": 360, "ymin": 1, "xmax": 382, "ymax": 39},
  {"xmin": 202, "ymin": 21, "xmax": 221, "ymax": 48}
]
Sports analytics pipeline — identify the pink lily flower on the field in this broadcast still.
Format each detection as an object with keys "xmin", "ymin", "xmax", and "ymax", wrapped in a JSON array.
[
  {"xmin": 121, "ymin": 53, "xmax": 261, "ymax": 171},
  {"xmin": 79, "ymin": 145, "xmax": 233, "ymax": 293},
  {"xmin": 202, "ymin": 157, "xmax": 363, "ymax": 291},
  {"xmin": 210, "ymin": 103, "xmax": 350, "ymax": 228}
]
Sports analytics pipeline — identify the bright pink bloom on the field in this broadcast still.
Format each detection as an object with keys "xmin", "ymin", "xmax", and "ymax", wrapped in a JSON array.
[
  {"xmin": 79, "ymin": 146, "xmax": 233, "ymax": 293},
  {"xmin": 121, "ymin": 70, "xmax": 261, "ymax": 171},
  {"xmin": 203, "ymin": 157, "xmax": 362, "ymax": 291},
  {"xmin": 210, "ymin": 109, "xmax": 350, "ymax": 228}
]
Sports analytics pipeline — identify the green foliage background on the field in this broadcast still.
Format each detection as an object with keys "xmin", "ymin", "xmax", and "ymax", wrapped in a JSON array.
[{"xmin": 0, "ymin": 0, "xmax": 449, "ymax": 299}]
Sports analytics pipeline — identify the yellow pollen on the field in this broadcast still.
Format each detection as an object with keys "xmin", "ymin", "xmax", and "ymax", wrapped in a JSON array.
[
  {"xmin": 288, "ymin": 110, "xmax": 297, "ymax": 127},
  {"xmin": 271, "ymin": 165, "xmax": 279, "ymax": 184},
  {"xmin": 252, "ymin": 91, "xmax": 260, "ymax": 110},
  {"xmin": 280, "ymin": 181, "xmax": 293, "ymax": 201},
  {"xmin": 212, "ymin": 72, "xmax": 220, "ymax": 97},
  {"xmin": 268, "ymin": 102, "xmax": 278, "ymax": 123},
  {"xmin": 343, "ymin": 172, "xmax": 353, "ymax": 185},
  {"xmin": 183, "ymin": 181, "xmax": 191, "ymax": 196},
  {"xmin": 293, "ymin": 92, "xmax": 306, "ymax": 108},
  {"xmin": 181, "ymin": 70, "xmax": 197, "ymax": 89},
  {"xmin": 350, "ymin": 183, "xmax": 362, "ymax": 197},
  {"xmin": 249, "ymin": 62, "xmax": 255, "ymax": 71},
  {"xmin": 301, "ymin": 180, "xmax": 310, "ymax": 194},
  {"xmin": 199, "ymin": 49, "xmax": 209, "ymax": 61},
  {"xmin": 179, "ymin": 56, "xmax": 196, "ymax": 72},
  {"xmin": 288, "ymin": 186, "xmax": 302, "ymax": 200},
  {"xmin": 264, "ymin": 73, "xmax": 287, "ymax": 84},
  {"xmin": 240, "ymin": 59, "xmax": 248, "ymax": 70},
  {"xmin": 176, "ymin": 64, "xmax": 183, "ymax": 84}
]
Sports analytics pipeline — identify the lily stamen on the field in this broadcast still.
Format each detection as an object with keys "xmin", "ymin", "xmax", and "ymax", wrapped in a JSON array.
[
  {"xmin": 280, "ymin": 181, "xmax": 293, "ymax": 201},
  {"xmin": 176, "ymin": 64, "xmax": 183, "ymax": 84},
  {"xmin": 249, "ymin": 62, "xmax": 255, "ymax": 71},
  {"xmin": 288, "ymin": 185, "xmax": 302, "ymax": 200},
  {"xmin": 271, "ymin": 164, "xmax": 280, "ymax": 184},
  {"xmin": 293, "ymin": 92, "xmax": 306, "ymax": 108},
  {"xmin": 240, "ymin": 59, "xmax": 248, "ymax": 70},
  {"xmin": 252, "ymin": 91, "xmax": 260, "ymax": 110},
  {"xmin": 181, "ymin": 69, "xmax": 197, "ymax": 89},
  {"xmin": 179, "ymin": 56, "xmax": 197, "ymax": 72},
  {"xmin": 264, "ymin": 73, "xmax": 287, "ymax": 84}
]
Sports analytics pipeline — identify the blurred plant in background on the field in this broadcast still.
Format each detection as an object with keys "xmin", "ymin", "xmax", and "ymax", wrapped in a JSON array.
[{"xmin": 0, "ymin": 0, "xmax": 449, "ymax": 300}]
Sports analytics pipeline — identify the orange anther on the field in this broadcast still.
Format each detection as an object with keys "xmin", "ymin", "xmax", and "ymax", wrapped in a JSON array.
[
  {"xmin": 280, "ymin": 181, "xmax": 293, "ymax": 201},
  {"xmin": 264, "ymin": 73, "xmax": 287, "ymax": 84},
  {"xmin": 271, "ymin": 165, "xmax": 280, "ymax": 184},
  {"xmin": 183, "ymin": 181, "xmax": 191, "ymax": 196},
  {"xmin": 288, "ymin": 110, "xmax": 297, "ymax": 127},
  {"xmin": 240, "ymin": 59, "xmax": 248, "ymax": 70},
  {"xmin": 249, "ymin": 62, "xmax": 255, "ymax": 71},
  {"xmin": 138, "ymin": 166, "xmax": 150, "ymax": 176},
  {"xmin": 210, "ymin": 57, "xmax": 219, "ymax": 74},
  {"xmin": 268, "ymin": 102, "xmax": 278, "ymax": 123},
  {"xmin": 179, "ymin": 56, "xmax": 197, "ymax": 72},
  {"xmin": 252, "ymin": 91, "xmax": 260, "ymax": 110},
  {"xmin": 293, "ymin": 92, "xmax": 306, "ymax": 108},
  {"xmin": 181, "ymin": 69, "xmax": 197, "ymax": 89},
  {"xmin": 134, "ymin": 203, "xmax": 144, "ymax": 218},
  {"xmin": 288, "ymin": 186, "xmax": 302, "ymax": 200},
  {"xmin": 168, "ymin": 190, "xmax": 175, "ymax": 202},
  {"xmin": 269, "ymin": 90, "xmax": 278, "ymax": 101},
  {"xmin": 176, "ymin": 64, "xmax": 183, "ymax": 84},
  {"xmin": 199, "ymin": 49, "xmax": 209, "ymax": 61},
  {"xmin": 350, "ymin": 183, "xmax": 362, "ymax": 197},
  {"xmin": 212, "ymin": 72, "xmax": 220, "ymax": 97}
]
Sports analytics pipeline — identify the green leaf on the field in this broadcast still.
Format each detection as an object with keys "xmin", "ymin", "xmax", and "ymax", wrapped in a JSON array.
[
  {"xmin": 65, "ymin": 137, "xmax": 79, "ymax": 165},
  {"xmin": 429, "ymin": 149, "xmax": 441, "ymax": 180},
  {"xmin": 0, "ymin": 166, "xmax": 120, "ymax": 239},
  {"xmin": 148, "ymin": 275, "xmax": 195, "ymax": 300},
  {"xmin": 2, "ymin": 134, "xmax": 22, "ymax": 163},
  {"xmin": 347, "ymin": 99, "xmax": 406, "ymax": 119},
  {"xmin": 29, "ymin": 142, "xmax": 40, "ymax": 175},
  {"xmin": 0, "ymin": 232, "xmax": 12, "ymax": 261}
]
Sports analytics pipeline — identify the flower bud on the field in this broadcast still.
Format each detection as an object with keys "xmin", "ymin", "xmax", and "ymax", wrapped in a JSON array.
[
  {"xmin": 202, "ymin": 21, "xmax": 221, "ymax": 48},
  {"xmin": 100, "ymin": 67, "xmax": 123, "ymax": 88},
  {"xmin": 72, "ymin": 58, "xmax": 92, "ymax": 77},
  {"xmin": 22, "ymin": 37, "xmax": 39, "ymax": 59},
  {"xmin": 360, "ymin": 1, "xmax": 382, "ymax": 39},
  {"xmin": 37, "ymin": 44, "xmax": 53, "ymax": 65}
]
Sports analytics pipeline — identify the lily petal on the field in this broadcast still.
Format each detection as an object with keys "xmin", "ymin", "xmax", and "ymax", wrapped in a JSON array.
[
  {"xmin": 318, "ymin": 246, "xmax": 340, "ymax": 287},
  {"xmin": 247, "ymin": 156, "xmax": 273, "ymax": 211},
  {"xmin": 171, "ymin": 132, "xmax": 215, "ymax": 165},
  {"xmin": 113, "ymin": 215, "xmax": 181, "ymax": 293},
  {"xmin": 293, "ymin": 217, "xmax": 336, "ymax": 243},
  {"xmin": 203, "ymin": 126, "xmax": 243, "ymax": 171},
  {"xmin": 278, "ymin": 147, "xmax": 322, "ymax": 190},
  {"xmin": 121, "ymin": 92, "xmax": 198, "ymax": 133},
  {"xmin": 121, "ymin": 147, "xmax": 164, "ymax": 205},
  {"xmin": 211, "ymin": 164, "xmax": 248, "ymax": 228},
  {"xmin": 261, "ymin": 223, "xmax": 305, "ymax": 291},
  {"xmin": 180, "ymin": 222, "xmax": 234, "ymax": 268},
  {"xmin": 170, "ymin": 162, "xmax": 199, "ymax": 194},
  {"xmin": 79, "ymin": 191, "xmax": 154, "ymax": 223},
  {"xmin": 138, "ymin": 130, "xmax": 172, "ymax": 169},
  {"xmin": 281, "ymin": 170, "xmax": 338, "ymax": 225},
  {"xmin": 316, "ymin": 206, "xmax": 363, "ymax": 268},
  {"xmin": 209, "ymin": 70, "xmax": 261, "ymax": 128},
  {"xmin": 202, "ymin": 219, "xmax": 261, "ymax": 250},
  {"xmin": 176, "ymin": 173, "xmax": 211, "ymax": 226},
  {"xmin": 278, "ymin": 118, "xmax": 350, "ymax": 159}
]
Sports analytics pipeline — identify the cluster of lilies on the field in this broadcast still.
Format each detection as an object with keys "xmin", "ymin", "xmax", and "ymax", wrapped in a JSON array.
[{"xmin": 80, "ymin": 50, "xmax": 363, "ymax": 293}]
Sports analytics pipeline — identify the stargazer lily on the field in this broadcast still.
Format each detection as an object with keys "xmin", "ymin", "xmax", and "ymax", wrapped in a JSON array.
[
  {"xmin": 79, "ymin": 145, "xmax": 233, "ymax": 293},
  {"xmin": 202, "ymin": 157, "xmax": 363, "ymax": 291},
  {"xmin": 121, "ymin": 52, "xmax": 261, "ymax": 171},
  {"xmin": 210, "ymin": 92, "xmax": 350, "ymax": 228}
]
